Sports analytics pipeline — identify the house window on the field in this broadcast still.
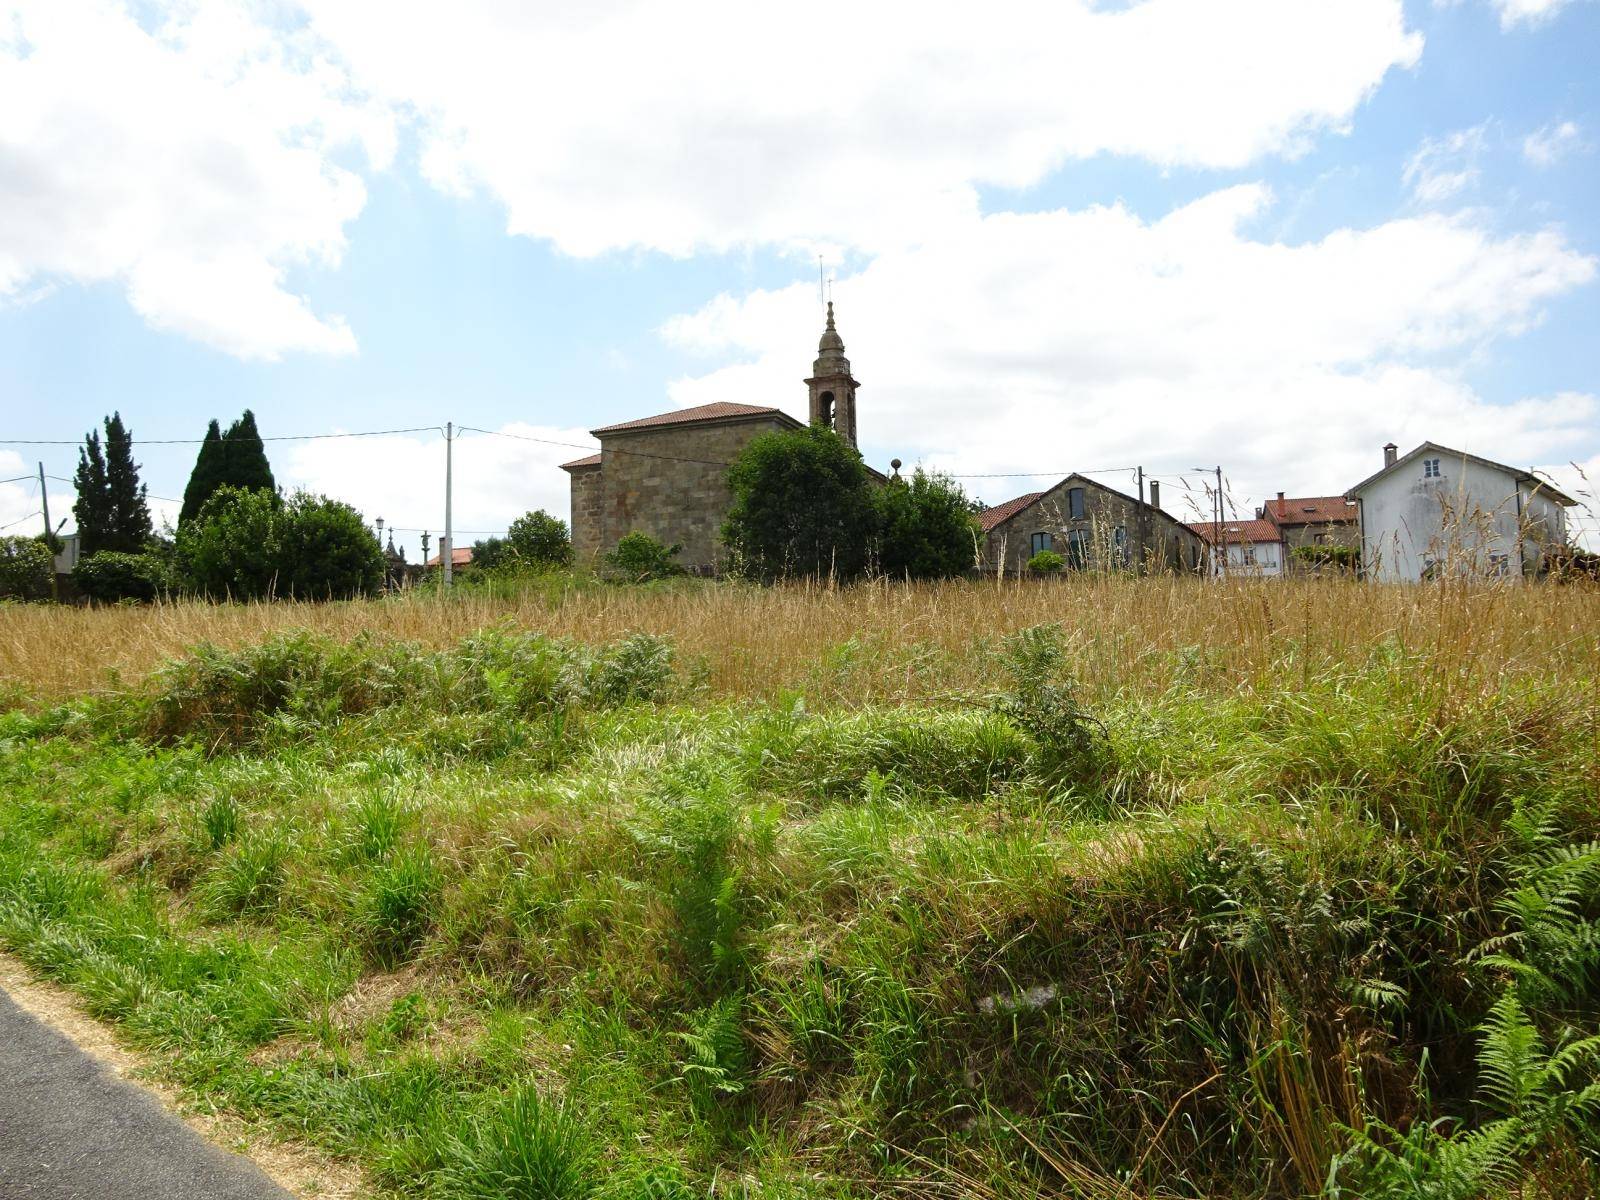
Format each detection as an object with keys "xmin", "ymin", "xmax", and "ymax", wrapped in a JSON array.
[
  {"xmin": 1423, "ymin": 457, "xmax": 1441, "ymax": 479},
  {"xmin": 1114, "ymin": 526, "xmax": 1126, "ymax": 562},
  {"xmin": 1066, "ymin": 529, "xmax": 1089, "ymax": 566},
  {"xmin": 1489, "ymin": 552, "xmax": 1510, "ymax": 577},
  {"xmin": 1242, "ymin": 545, "xmax": 1257, "ymax": 566},
  {"xmin": 1068, "ymin": 487, "xmax": 1086, "ymax": 520},
  {"xmin": 1029, "ymin": 531, "xmax": 1053, "ymax": 555}
]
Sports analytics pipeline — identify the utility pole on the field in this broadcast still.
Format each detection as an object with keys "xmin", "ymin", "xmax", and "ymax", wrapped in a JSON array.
[
  {"xmin": 442, "ymin": 422, "xmax": 454, "ymax": 588},
  {"xmin": 1135, "ymin": 466, "xmax": 1146, "ymax": 574},
  {"xmin": 38, "ymin": 461, "xmax": 57, "ymax": 602},
  {"xmin": 1193, "ymin": 465, "xmax": 1225, "ymax": 577},
  {"xmin": 1214, "ymin": 465, "xmax": 1224, "ymax": 578}
]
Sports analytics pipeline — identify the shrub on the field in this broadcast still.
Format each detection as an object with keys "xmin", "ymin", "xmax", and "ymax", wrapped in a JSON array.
[
  {"xmin": 722, "ymin": 424, "xmax": 876, "ymax": 581},
  {"xmin": 73, "ymin": 550, "xmax": 168, "ymax": 602},
  {"xmin": 0, "ymin": 535, "xmax": 53, "ymax": 600},
  {"xmin": 275, "ymin": 492, "xmax": 385, "ymax": 598},
  {"xmin": 990, "ymin": 623, "xmax": 1110, "ymax": 788},
  {"xmin": 505, "ymin": 510, "xmax": 574, "ymax": 568},
  {"xmin": 873, "ymin": 469, "xmax": 979, "ymax": 580},
  {"xmin": 606, "ymin": 532, "xmax": 683, "ymax": 582},
  {"xmin": 1027, "ymin": 549, "xmax": 1065, "ymax": 574}
]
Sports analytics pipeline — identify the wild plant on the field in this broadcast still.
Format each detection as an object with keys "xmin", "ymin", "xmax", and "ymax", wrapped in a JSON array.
[
  {"xmin": 199, "ymin": 829, "xmax": 288, "ymax": 918},
  {"xmin": 356, "ymin": 845, "xmax": 439, "ymax": 965},
  {"xmin": 199, "ymin": 794, "xmax": 239, "ymax": 849},
  {"xmin": 673, "ymin": 993, "xmax": 750, "ymax": 1113},
  {"xmin": 587, "ymin": 632, "xmax": 675, "ymax": 707},
  {"xmin": 989, "ymin": 623, "xmax": 1110, "ymax": 790},
  {"xmin": 438, "ymin": 1082, "xmax": 595, "ymax": 1200}
]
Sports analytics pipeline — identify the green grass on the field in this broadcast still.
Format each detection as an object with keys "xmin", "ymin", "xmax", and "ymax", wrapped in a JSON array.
[{"xmin": 1, "ymin": 622, "xmax": 1598, "ymax": 1197}]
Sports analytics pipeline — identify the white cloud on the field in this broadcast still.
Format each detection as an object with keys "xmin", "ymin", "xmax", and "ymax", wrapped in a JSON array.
[
  {"xmin": 1403, "ymin": 125, "xmax": 1488, "ymax": 204},
  {"xmin": 1523, "ymin": 120, "xmax": 1584, "ymax": 166},
  {"xmin": 1487, "ymin": 0, "xmax": 1589, "ymax": 28},
  {"xmin": 0, "ymin": 0, "xmax": 392, "ymax": 359},
  {"xmin": 305, "ymin": 0, "xmax": 1422, "ymax": 257},
  {"xmin": 661, "ymin": 189, "xmax": 1598, "ymax": 516},
  {"xmin": 283, "ymin": 423, "xmax": 594, "ymax": 561}
]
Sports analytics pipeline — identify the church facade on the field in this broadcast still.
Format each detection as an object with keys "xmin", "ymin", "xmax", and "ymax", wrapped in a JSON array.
[{"xmin": 563, "ymin": 303, "xmax": 862, "ymax": 573}]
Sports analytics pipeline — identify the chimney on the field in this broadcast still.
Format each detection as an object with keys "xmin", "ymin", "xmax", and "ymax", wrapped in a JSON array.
[
  {"xmin": 1149, "ymin": 480, "xmax": 1161, "ymax": 510},
  {"xmin": 1383, "ymin": 442, "xmax": 1398, "ymax": 468},
  {"xmin": 1277, "ymin": 490, "xmax": 1285, "ymax": 502}
]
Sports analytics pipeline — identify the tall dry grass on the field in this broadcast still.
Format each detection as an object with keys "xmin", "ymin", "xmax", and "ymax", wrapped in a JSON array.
[{"xmin": 4, "ymin": 575, "xmax": 1597, "ymax": 706}]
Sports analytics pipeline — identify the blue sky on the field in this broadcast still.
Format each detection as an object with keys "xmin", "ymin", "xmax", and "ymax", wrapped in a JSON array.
[{"xmin": 1, "ymin": 0, "xmax": 1597, "ymax": 556}]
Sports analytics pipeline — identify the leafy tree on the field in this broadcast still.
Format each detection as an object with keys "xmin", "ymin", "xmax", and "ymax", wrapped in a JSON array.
[
  {"xmin": 176, "ymin": 487, "xmax": 383, "ymax": 601},
  {"xmin": 180, "ymin": 411, "xmax": 277, "ymax": 526},
  {"xmin": 505, "ymin": 510, "xmax": 573, "ymax": 568},
  {"xmin": 74, "ymin": 551, "xmax": 169, "ymax": 603},
  {"xmin": 873, "ymin": 469, "xmax": 979, "ymax": 580},
  {"xmin": 469, "ymin": 535, "xmax": 512, "ymax": 572},
  {"xmin": 722, "ymin": 425, "xmax": 876, "ymax": 582},
  {"xmin": 73, "ymin": 413, "xmax": 151, "ymax": 555},
  {"xmin": 276, "ymin": 493, "xmax": 384, "ymax": 598},
  {"xmin": 0, "ymin": 536, "xmax": 53, "ymax": 600},
  {"xmin": 606, "ymin": 532, "xmax": 682, "ymax": 582}
]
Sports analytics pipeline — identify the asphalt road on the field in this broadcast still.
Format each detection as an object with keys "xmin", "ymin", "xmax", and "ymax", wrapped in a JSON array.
[{"xmin": 0, "ymin": 986, "xmax": 294, "ymax": 1199}]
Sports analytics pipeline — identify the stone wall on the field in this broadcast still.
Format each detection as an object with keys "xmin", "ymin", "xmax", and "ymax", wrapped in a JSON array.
[
  {"xmin": 985, "ymin": 476, "xmax": 1205, "ymax": 575},
  {"xmin": 567, "ymin": 464, "xmax": 604, "ymax": 561},
  {"xmin": 593, "ymin": 415, "xmax": 795, "ymax": 572}
]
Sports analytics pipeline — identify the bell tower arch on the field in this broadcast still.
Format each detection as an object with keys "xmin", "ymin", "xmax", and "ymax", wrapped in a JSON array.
[{"xmin": 806, "ymin": 301, "xmax": 860, "ymax": 447}]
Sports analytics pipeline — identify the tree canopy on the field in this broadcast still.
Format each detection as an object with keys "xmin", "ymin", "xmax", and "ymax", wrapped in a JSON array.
[
  {"xmin": 722, "ymin": 425, "xmax": 877, "ymax": 582},
  {"xmin": 179, "ymin": 410, "xmax": 277, "ymax": 526},
  {"xmin": 73, "ymin": 413, "xmax": 152, "ymax": 555},
  {"xmin": 873, "ymin": 469, "xmax": 979, "ymax": 580},
  {"xmin": 474, "ymin": 510, "xmax": 573, "ymax": 572}
]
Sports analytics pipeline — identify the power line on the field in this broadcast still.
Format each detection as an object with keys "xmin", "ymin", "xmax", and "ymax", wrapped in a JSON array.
[
  {"xmin": 457, "ymin": 425, "xmax": 734, "ymax": 469},
  {"xmin": 0, "ymin": 511, "xmax": 41, "ymax": 531},
  {"xmin": 0, "ymin": 424, "xmax": 443, "ymax": 446}
]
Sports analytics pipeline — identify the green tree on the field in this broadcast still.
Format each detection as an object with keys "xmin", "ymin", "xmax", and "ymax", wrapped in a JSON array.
[
  {"xmin": 276, "ymin": 493, "xmax": 384, "ymax": 598},
  {"xmin": 175, "ymin": 486, "xmax": 283, "ymax": 600},
  {"xmin": 180, "ymin": 411, "xmax": 276, "ymax": 526},
  {"xmin": 73, "ymin": 551, "xmax": 169, "ymax": 603},
  {"xmin": 0, "ymin": 536, "xmax": 53, "ymax": 600},
  {"xmin": 469, "ymin": 535, "xmax": 511, "ymax": 572},
  {"xmin": 505, "ymin": 509, "xmax": 573, "ymax": 568},
  {"xmin": 722, "ymin": 425, "xmax": 876, "ymax": 582},
  {"xmin": 74, "ymin": 413, "xmax": 151, "ymax": 555},
  {"xmin": 873, "ymin": 469, "xmax": 979, "ymax": 580},
  {"xmin": 179, "ymin": 420, "xmax": 226, "ymax": 527}
]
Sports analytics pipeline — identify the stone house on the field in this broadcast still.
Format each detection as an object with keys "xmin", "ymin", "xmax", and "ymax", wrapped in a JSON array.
[
  {"xmin": 1346, "ymin": 441, "xmax": 1576, "ymax": 582},
  {"xmin": 1261, "ymin": 493, "xmax": 1359, "ymax": 569},
  {"xmin": 563, "ymin": 303, "xmax": 867, "ymax": 573},
  {"xmin": 980, "ymin": 474, "xmax": 1204, "ymax": 574}
]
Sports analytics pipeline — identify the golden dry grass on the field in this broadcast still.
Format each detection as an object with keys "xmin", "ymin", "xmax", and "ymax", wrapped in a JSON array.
[{"xmin": 4, "ymin": 575, "xmax": 1598, "ymax": 707}]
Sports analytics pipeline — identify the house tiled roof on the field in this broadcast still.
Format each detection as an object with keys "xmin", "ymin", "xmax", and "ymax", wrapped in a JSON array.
[
  {"xmin": 978, "ymin": 491, "xmax": 1043, "ymax": 533},
  {"xmin": 1265, "ymin": 495, "xmax": 1356, "ymax": 525},
  {"xmin": 425, "ymin": 547, "xmax": 473, "ymax": 568},
  {"xmin": 560, "ymin": 452, "xmax": 603, "ymax": 470},
  {"xmin": 591, "ymin": 401, "xmax": 792, "ymax": 436},
  {"xmin": 1188, "ymin": 518, "xmax": 1282, "ymax": 546}
]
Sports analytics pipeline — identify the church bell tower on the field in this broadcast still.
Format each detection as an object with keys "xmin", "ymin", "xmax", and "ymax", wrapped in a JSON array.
[{"xmin": 806, "ymin": 301, "xmax": 860, "ymax": 448}]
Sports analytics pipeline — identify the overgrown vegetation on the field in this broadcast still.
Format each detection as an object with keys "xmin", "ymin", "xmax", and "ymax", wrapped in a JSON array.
[{"xmin": 1, "ymin": 579, "xmax": 1598, "ymax": 1197}]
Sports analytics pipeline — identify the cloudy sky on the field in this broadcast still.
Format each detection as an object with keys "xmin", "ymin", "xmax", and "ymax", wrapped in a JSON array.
[{"xmin": 2, "ymin": 0, "xmax": 1597, "ymax": 555}]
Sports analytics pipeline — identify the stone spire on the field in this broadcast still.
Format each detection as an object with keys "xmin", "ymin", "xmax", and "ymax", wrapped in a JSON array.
[{"xmin": 806, "ymin": 301, "xmax": 861, "ymax": 447}]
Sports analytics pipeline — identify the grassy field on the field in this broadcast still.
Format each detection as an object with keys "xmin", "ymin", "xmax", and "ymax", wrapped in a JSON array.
[{"xmin": 2, "ymin": 576, "xmax": 1599, "ymax": 1198}]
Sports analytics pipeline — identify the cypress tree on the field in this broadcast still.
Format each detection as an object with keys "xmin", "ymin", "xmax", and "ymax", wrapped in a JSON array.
[
  {"xmin": 180, "ymin": 419, "xmax": 227, "ymax": 527},
  {"xmin": 72, "ymin": 426, "xmax": 112, "ymax": 555},
  {"xmin": 74, "ymin": 413, "xmax": 151, "ymax": 554},
  {"xmin": 221, "ymin": 409, "xmax": 276, "ymax": 494},
  {"xmin": 102, "ymin": 412, "xmax": 152, "ymax": 553}
]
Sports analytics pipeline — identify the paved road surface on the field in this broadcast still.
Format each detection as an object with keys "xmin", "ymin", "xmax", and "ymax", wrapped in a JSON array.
[{"xmin": 0, "ymin": 986, "xmax": 293, "ymax": 1199}]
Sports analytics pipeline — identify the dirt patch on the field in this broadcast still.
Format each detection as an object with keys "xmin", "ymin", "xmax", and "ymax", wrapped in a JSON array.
[{"xmin": 0, "ymin": 952, "xmax": 370, "ymax": 1200}]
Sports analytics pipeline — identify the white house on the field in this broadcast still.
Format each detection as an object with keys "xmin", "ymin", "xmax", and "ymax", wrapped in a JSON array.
[
  {"xmin": 1347, "ymin": 442, "xmax": 1576, "ymax": 583},
  {"xmin": 1186, "ymin": 518, "xmax": 1287, "ymax": 578}
]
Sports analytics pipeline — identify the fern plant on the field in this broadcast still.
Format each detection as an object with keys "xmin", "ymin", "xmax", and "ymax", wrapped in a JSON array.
[{"xmin": 674, "ymin": 994, "xmax": 749, "ymax": 1113}]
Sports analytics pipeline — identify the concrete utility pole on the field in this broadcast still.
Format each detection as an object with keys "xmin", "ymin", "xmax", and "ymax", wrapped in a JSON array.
[
  {"xmin": 39, "ymin": 462, "xmax": 57, "ymax": 602},
  {"xmin": 442, "ymin": 422, "xmax": 454, "ymax": 588},
  {"xmin": 1135, "ymin": 465, "xmax": 1146, "ymax": 573},
  {"xmin": 1193, "ymin": 465, "xmax": 1224, "ymax": 577}
]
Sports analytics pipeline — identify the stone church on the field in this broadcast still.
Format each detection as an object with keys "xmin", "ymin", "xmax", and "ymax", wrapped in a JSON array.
[{"xmin": 563, "ymin": 302, "xmax": 868, "ymax": 573}]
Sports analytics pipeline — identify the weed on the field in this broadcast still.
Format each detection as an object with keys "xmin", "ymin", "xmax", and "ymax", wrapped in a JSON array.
[{"xmin": 439, "ymin": 1082, "xmax": 595, "ymax": 1200}]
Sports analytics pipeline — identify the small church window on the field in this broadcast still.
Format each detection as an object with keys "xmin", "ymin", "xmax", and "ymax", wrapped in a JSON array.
[{"xmin": 819, "ymin": 391, "xmax": 835, "ymax": 427}]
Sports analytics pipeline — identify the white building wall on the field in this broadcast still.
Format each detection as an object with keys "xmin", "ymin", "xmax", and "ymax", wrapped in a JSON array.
[
  {"xmin": 1213, "ymin": 540, "xmax": 1284, "ymax": 578},
  {"xmin": 1356, "ymin": 453, "xmax": 1568, "ymax": 582}
]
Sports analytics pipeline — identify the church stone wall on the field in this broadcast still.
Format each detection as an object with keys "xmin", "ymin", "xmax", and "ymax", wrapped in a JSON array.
[
  {"xmin": 567, "ymin": 464, "xmax": 604, "ymax": 561},
  {"xmin": 595, "ymin": 416, "xmax": 794, "ymax": 573}
]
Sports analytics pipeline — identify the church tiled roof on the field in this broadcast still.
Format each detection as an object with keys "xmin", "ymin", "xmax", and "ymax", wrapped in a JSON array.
[
  {"xmin": 978, "ymin": 491, "xmax": 1044, "ymax": 532},
  {"xmin": 560, "ymin": 453, "xmax": 602, "ymax": 470},
  {"xmin": 591, "ymin": 401, "xmax": 792, "ymax": 436}
]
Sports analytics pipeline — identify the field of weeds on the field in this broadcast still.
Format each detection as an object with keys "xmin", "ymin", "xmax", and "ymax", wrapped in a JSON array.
[{"xmin": 1, "ymin": 577, "xmax": 1599, "ymax": 1198}]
